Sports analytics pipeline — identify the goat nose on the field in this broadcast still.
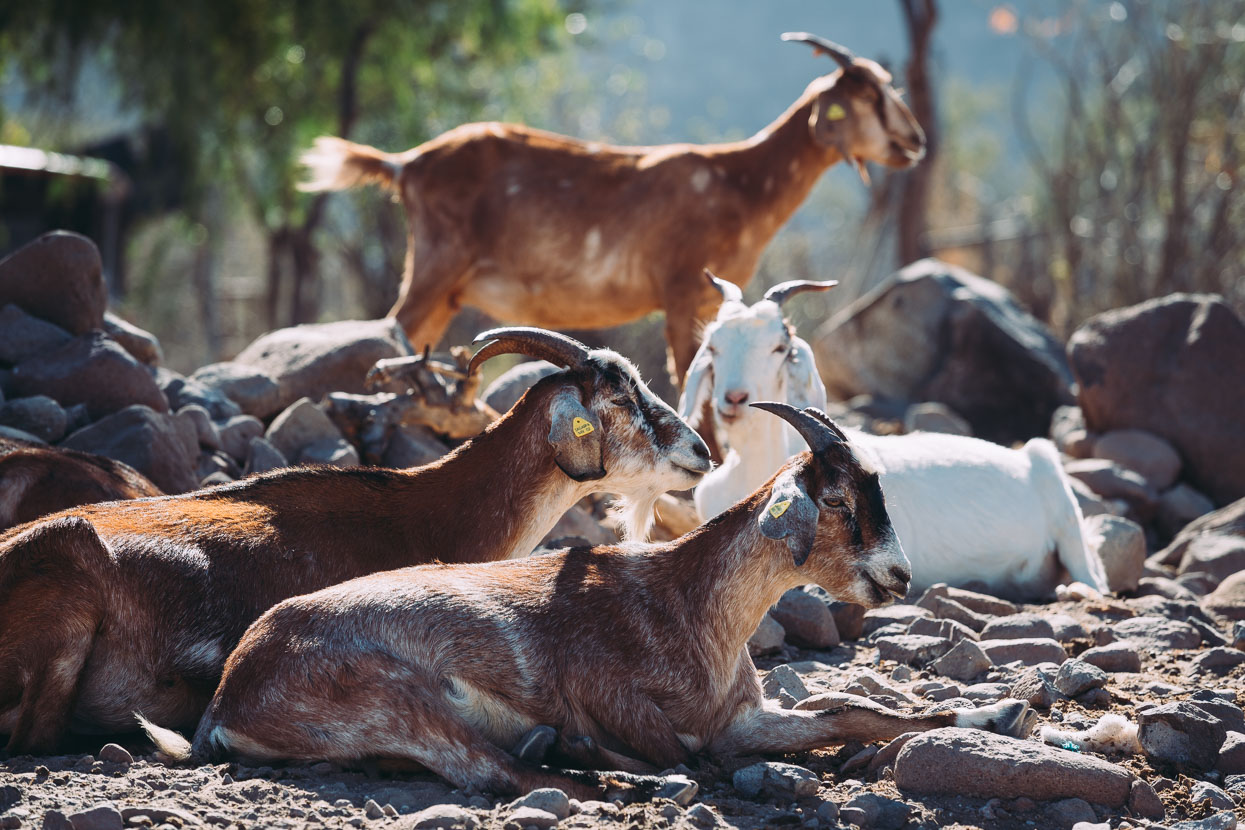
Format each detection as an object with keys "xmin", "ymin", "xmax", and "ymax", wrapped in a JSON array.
[
  {"xmin": 891, "ymin": 564, "xmax": 911, "ymax": 587},
  {"xmin": 724, "ymin": 390, "xmax": 749, "ymax": 405},
  {"xmin": 691, "ymin": 441, "xmax": 711, "ymax": 461}
]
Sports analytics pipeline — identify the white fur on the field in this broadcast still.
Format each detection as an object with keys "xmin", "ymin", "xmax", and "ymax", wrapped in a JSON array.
[
  {"xmin": 1041, "ymin": 714, "xmax": 1141, "ymax": 755},
  {"xmin": 681, "ymin": 293, "xmax": 1108, "ymax": 599}
]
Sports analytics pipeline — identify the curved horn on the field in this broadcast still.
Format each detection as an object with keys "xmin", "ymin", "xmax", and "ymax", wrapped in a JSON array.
[
  {"xmin": 749, "ymin": 401, "xmax": 841, "ymax": 454},
  {"xmin": 763, "ymin": 279, "xmax": 839, "ymax": 306},
  {"xmin": 704, "ymin": 268, "xmax": 743, "ymax": 303},
  {"xmin": 801, "ymin": 406, "xmax": 851, "ymax": 444},
  {"xmin": 780, "ymin": 32, "xmax": 857, "ymax": 71},
  {"xmin": 468, "ymin": 326, "xmax": 591, "ymax": 376}
]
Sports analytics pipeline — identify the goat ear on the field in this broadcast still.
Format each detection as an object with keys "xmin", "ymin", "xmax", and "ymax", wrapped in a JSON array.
[
  {"xmin": 677, "ymin": 344, "xmax": 714, "ymax": 426},
  {"xmin": 785, "ymin": 337, "xmax": 828, "ymax": 412},
  {"xmin": 810, "ymin": 86, "xmax": 851, "ymax": 151},
  {"xmin": 758, "ymin": 468, "xmax": 820, "ymax": 567},
  {"xmin": 548, "ymin": 388, "xmax": 606, "ymax": 482}
]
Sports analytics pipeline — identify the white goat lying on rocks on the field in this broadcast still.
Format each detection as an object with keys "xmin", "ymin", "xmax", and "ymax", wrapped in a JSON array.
[
  {"xmin": 679, "ymin": 272, "xmax": 1108, "ymax": 600},
  {"xmin": 142, "ymin": 403, "xmax": 1029, "ymax": 802}
]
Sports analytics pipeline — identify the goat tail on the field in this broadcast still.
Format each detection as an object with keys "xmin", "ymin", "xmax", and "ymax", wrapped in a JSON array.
[
  {"xmin": 297, "ymin": 136, "xmax": 403, "ymax": 193},
  {"xmin": 1023, "ymin": 438, "xmax": 1109, "ymax": 593},
  {"xmin": 135, "ymin": 712, "xmax": 195, "ymax": 763}
]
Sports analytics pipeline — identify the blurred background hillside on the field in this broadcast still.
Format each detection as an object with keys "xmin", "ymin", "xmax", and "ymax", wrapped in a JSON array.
[{"xmin": 1, "ymin": 0, "xmax": 1242, "ymax": 391}]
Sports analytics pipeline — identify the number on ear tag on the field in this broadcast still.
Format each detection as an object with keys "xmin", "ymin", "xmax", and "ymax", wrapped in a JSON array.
[
  {"xmin": 769, "ymin": 499, "xmax": 792, "ymax": 518},
  {"xmin": 572, "ymin": 417, "xmax": 595, "ymax": 438},
  {"xmin": 827, "ymin": 103, "xmax": 847, "ymax": 121}
]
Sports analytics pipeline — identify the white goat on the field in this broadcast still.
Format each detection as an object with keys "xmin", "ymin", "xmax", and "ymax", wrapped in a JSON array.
[{"xmin": 679, "ymin": 273, "xmax": 1108, "ymax": 600}]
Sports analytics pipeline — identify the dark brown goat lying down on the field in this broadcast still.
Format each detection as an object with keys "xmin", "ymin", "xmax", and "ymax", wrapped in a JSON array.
[
  {"xmin": 0, "ymin": 438, "xmax": 163, "ymax": 532},
  {"xmin": 0, "ymin": 328, "xmax": 710, "ymax": 755}
]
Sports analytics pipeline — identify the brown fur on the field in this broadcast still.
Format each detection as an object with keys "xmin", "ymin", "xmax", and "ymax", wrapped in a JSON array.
[
  {"xmin": 169, "ymin": 424, "xmax": 1026, "ymax": 802},
  {"xmin": 301, "ymin": 51, "xmax": 924, "ymax": 381},
  {"xmin": 0, "ymin": 440, "xmax": 163, "ymax": 532},
  {"xmin": 0, "ymin": 349, "xmax": 708, "ymax": 754}
]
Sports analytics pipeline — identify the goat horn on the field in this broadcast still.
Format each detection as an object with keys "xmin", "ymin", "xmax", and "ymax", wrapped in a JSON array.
[
  {"xmin": 800, "ymin": 406, "xmax": 851, "ymax": 444},
  {"xmin": 749, "ymin": 401, "xmax": 842, "ymax": 454},
  {"xmin": 780, "ymin": 32, "xmax": 857, "ymax": 71},
  {"xmin": 704, "ymin": 268, "xmax": 743, "ymax": 303},
  {"xmin": 763, "ymin": 279, "xmax": 839, "ymax": 306},
  {"xmin": 468, "ymin": 327, "xmax": 591, "ymax": 375}
]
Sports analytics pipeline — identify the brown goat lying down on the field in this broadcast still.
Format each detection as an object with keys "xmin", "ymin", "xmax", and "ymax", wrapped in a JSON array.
[
  {"xmin": 0, "ymin": 438, "xmax": 163, "ymax": 532},
  {"xmin": 0, "ymin": 328, "xmax": 710, "ymax": 755},
  {"xmin": 145, "ymin": 404, "xmax": 1028, "ymax": 802}
]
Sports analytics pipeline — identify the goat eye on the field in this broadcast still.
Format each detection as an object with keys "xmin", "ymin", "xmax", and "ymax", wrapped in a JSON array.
[
  {"xmin": 822, "ymin": 497, "xmax": 845, "ymax": 509},
  {"xmin": 772, "ymin": 344, "xmax": 788, "ymax": 354}
]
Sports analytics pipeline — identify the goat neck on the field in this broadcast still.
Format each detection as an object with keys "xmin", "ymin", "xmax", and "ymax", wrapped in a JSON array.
[
  {"xmin": 401, "ymin": 384, "xmax": 584, "ymax": 562},
  {"xmin": 711, "ymin": 82, "xmax": 842, "ymax": 230},
  {"xmin": 648, "ymin": 488, "xmax": 800, "ymax": 673}
]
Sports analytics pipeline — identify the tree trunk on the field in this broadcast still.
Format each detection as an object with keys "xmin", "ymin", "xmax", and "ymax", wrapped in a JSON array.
[{"xmin": 896, "ymin": 0, "xmax": 938, "ymax": 268}]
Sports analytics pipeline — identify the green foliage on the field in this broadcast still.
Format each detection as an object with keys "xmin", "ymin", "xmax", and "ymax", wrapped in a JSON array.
[{"xmin": 1, "ymin": 0, "xmax": 582, "ymax": 223}]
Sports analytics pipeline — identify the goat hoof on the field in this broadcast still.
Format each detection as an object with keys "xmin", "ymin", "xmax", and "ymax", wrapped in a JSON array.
[
  {"xmin": 653, "ymin": 774, "xmax": 698, "ymax": 806},
  {"xmin": 602, "ymin": 772, "xmax": 698, "ymax": 806},
  {"xmin": 512, "ymin": 725, "xmax": 558, "ymax": 763}
]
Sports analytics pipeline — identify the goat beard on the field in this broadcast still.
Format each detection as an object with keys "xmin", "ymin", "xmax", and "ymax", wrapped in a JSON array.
[
  {"xmin": 851, "ymin": 156, "xmax": 871, "ymax": 186},
  {"xmin": 610, "ymin": 489, "xmax": 662, "ymax": 542}
]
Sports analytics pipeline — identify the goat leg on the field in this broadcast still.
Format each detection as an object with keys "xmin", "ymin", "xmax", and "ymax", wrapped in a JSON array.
[
  {"xmin": 0, "ymin": 517, "xmax": 110, "ymax": 755},
  {"xmin": 708, "ymin": 697, "xmax": 1031, "ymax": 756}
]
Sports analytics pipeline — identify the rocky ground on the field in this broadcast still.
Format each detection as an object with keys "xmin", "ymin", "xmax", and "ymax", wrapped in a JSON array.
[{"xmin": 4, "ymin": 585, "xmax": 1245, "ymax": 830}]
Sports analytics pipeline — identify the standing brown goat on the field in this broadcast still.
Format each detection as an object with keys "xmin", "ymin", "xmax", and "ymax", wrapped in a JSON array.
[
  {"xmin": 299, "ymin": 33, "xmax": 925, "ymax": 382},
  {"xmin": 144, "ymin": 403, "xmax": 1028, "ymax": 803},
  {"xmin": 0, "ymin": 439, "xmax": 163, "ymax": 532},
  {"xmin": 0, "ymin": 328, "xmax": 710, "ymax": 754}
]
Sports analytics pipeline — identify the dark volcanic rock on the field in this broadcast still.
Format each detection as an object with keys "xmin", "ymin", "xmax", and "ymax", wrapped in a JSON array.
[
  {"xmin": 1137, "ymin": 701, "xmax": 1228, "ymax": 771},
  {"xmin": 233, "ymin": 318, "xmax": 413, "ymax": 412},
  {"xmin": 1068, "ymin": 294, "xmax": 1245, "ymax": 504},
  {"xmin": 7, "ymin": 332, "xmax": 167, "ymax": 420},
  {"xmin": 61, "ymin": 405, "xmax": 198, "ymax": 493},
  {"xmin": 0, "ymin": 231, "xmax": 107, "ymax": 335},
  {"xmin": 813, "ymin": 259, "xmax": 1074, "ymax": 444}
]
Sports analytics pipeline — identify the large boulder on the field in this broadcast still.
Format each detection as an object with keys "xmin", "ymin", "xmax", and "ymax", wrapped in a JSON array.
[
  {"xmin": 188, "ymin": 362, "xmax": 283, "ymax": 420},
  {"xmin": 813, "ymin": 259, "xmax": 1074, "ymax": 445},
  {"xmin": 0, "ymin": 231, "xmax": 107, "ymax": 335},
  {"xmin": 61, "ymin": 405, "xmax": 199, "ymax": 493},
  {"xmin": 1068, "ymin": 294, "xmax": 1245, "ymax": 505},
  {"xmin": 893, "ymin": 728, "xmax": 1134, "ymax": 805},
  {"xmin": 6, "ymin": 332, "xmax": 168, "ymax": 419},
  {"xmin": 1164, "ymin": 499, "xmax": 1245, "ymax": 585},
  {"xmin": 0, "ymin": 304, "xmax": 72, "ymax": 366},
  {"xmin": 232, "ymin": 318, "xmax": 413, "ymax": 412}
]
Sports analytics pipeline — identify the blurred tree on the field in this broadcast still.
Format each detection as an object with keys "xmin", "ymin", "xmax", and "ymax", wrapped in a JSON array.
[
  {"xmin": 1016, "ymin": 0, "xmax": 1245, "ymax": 333},
  {"xmin": 0, "ymin": 0, "xmax": 582, "ymax": 344},
  {"xmin": 895, "ymin": 0, "xmax": 938, "ymax": 267}
]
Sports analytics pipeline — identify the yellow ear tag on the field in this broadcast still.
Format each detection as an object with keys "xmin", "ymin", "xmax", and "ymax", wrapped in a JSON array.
[
  {"xmin": 826, "ymin": 103, "xmax": 847, "ymax": 121},
  {"xmin": 572, "ymin": 417, "xmax": 595, "ymax": 438},
  {"xmin": 769, "ymin": 499, "xmax": 792, "ymax": 519}
]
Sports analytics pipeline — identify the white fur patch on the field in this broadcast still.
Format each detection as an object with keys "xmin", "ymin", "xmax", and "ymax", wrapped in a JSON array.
[
  {"xmin": 1041, "ymin": 714, "xmax": 1141, "ymax": 755},
  {"xmin": 584, "ymin": 227, "xmax": 602, "ymax": 259}
]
